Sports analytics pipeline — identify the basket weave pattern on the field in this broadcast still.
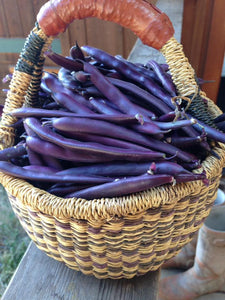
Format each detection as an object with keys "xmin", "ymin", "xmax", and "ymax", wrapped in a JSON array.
[
  {"xmin": 1, "ymin": 142, "xmax": 224, "ymax": 278},
  {"xmin": 0, "ymin": 1, "xmax": 225, "ymax": 279}
]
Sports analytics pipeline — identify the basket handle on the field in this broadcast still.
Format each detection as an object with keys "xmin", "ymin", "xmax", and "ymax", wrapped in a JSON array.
[
  {"xmin": 0, "ymin": 0, "xmax": 214, "ymax": 149},
  {"xmin": 37, "ymin": 0, "xmax": 174, "ymax": 50},
  {"xmin": 36, "ymin": 0, "xmax": 199, "ymax": 98},
  {"xmin": 35, "ymin": 0, "xmax": 201, "ymax": 100}
]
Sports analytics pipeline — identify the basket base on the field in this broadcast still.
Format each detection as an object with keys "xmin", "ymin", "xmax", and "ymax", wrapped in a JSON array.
[
  {"xmin": 6, "ymin": 181, "xmax": 218, "ymax": 280},
  {"xmin": 2, "ymin": 242, "xmax": 160, "ymax": 300}
]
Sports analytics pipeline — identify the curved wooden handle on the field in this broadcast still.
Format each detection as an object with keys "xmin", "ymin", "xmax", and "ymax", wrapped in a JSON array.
[{"xmin": 37, "ymin": 0, "xmax": 174, "ymax": 50}]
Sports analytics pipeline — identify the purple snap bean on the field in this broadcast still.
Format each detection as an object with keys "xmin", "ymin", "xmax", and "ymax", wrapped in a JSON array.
[
  {"xmin": 0, "ymin": 161, "xmax": 113, "ymax": 184},
  {"xmin": 0, "ymin": 143, "xmax": 27, "ymax": 161},
  {"xmin": 81, "ymin": 45, "xmax": 173, "ymax": 106},
  {"xmin": 65, "ymin": 173, "xmax": 174, "ymax": 199},
  {"xmin": 25, "ymin": 118, "xmax": 166, "ymax": 161},
  {"xmin": 46, "ymin": 50, "xmax": 83, "ymax": 71}
]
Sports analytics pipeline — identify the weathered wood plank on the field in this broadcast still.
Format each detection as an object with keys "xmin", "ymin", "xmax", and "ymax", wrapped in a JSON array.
[
  {"xmin": 182, "ymin": 0, "xmax": 213, "ymax": 76},
  {"xmin": 200, "ymin": 0, "xmax": 225, "ymax": 101},
  {"xmin": 181, "ymin": 0, "xmax": 225, "ymax": 102},
  {"xmin": 122, "ymin": 28, "xmax": 137, "ymax": 59},
  {"xmin": 2, "ymin": 0, "xmax": 24, "ymax": 37},
  {"xmin": 0, "ymin": 2, "xmax": 9, "ymax": 37},
  {"xmin": 85, "ymin": 18, "xmax": 124, "ymax": 56},
  {"xmin": 2, "ymin": 242, "xmax": 160, "ymax": 300},
  {"xmin": 32, "ymin": 0, "xmax": 48, "ymax": 17},
  {"xmin": 181, "ymin": 0, "xmax": 197, "ymax": 60},
  {"xmin": 68, "ymin": 20, "xmax": 87, "ymax": 49},
  {"xmin": 16, "ymin": 0, "xmax": 36, "ymax": 37}
]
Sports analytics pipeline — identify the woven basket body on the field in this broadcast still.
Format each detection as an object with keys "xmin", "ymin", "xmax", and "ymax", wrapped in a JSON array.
[{"xmin": 0, "ymin": 0, "xmax": 225, "ymax": 279}]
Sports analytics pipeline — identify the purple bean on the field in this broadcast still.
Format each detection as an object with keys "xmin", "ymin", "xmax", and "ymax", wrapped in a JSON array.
[
  {"xmin": 0, "ymin": 143, "xmax": 27, "ymax": 161},
  {"xmin": 26, "ymin": 147, "xmax": 44, "ymax": 166},
  {"xmin": 60, "ymin": 90, "xmax": 95, "ymax": 109},
  {"xmin": 10, "ymin": 107, "xmax": 78, "ymax": 118},
  {"xmin": 10, "ymin": 107, "xmax": 143, "ymax": 125},
  {"xmin": 42, "ymin": 102, "xmax": 61, "ymax": 110},
  {"xmin": 65, "ymin": 132, "xmax": 152, "ymax": 151},
  {"xmin": 70, "ymin": 42, "xmax": 85, "ymax": 61},
  {"xmin": 214, "ymin": 120, "xmax": 225, "ymax": 132},
  {"xmin": 180, "ymin": 160, "xmax": 202, "ymax": 171},
  {"xmin": 89, "ymin": 97, "xmax": 123, "ymax": 115},
  {"xmin": 174, "ymin": 172, "xmax": 208, "ymax": 185},
  {"xmin": 0, "ymin": 161, "xmax": 113, "ymax": 184},
  {"xmin": 107, "ymin": 77, "xmax": 172, "ymax": 115},
  {"xmin": 2, "ymin": 89, "xmax": 9, "ymax": 95},
  {"xmin": 25, "ymin": 118, "xmax": 166, "ymax": 161},
  {"xmin": 26, "ymin": 136, "xmax": 120, "ymax": 163},
  {"xmin": 10, "ymin": 154, "xmax": 29, "ymax": 167},
  {"xmin": 152, "ymin": 118, "xmax": 197, "ymax": 131},
  {"xmin": 147, "ymin": 60, "xmax": 177, "ymax": 96},
  {"xmin": 65, "ymin": 173, "xmax": 174, "ymax": 199},
  {"xmin": 81, "ymin": 85, "xmax": 104, "ymax": 98},
  {"xmin": 46, "ymin": 50, "xmax": 83, "ymax": 71},
  {"xmin": 83, "ymin": 61, "xmax": 152, "ymax": 121},
  {"xmin": 47, "ymin": 183, "xmax": 94, "ymax": 197},
  {"xmin": 40, "ymin": 154, "xmax": 63, "ymax": 171},
  {"xmin": 106, "ymin": 70, "xmax": 123, "ymax": 79},
  {"xmin": 52, "ymin": 92, "xmax": 94, "ymax": 114},
  {"xmin": 139, "ymin": 136, "xmax": 198, "ymax": 163},
  {"xmin": 124, "ymin": 95, "xmax": 157, "ymax": 119},
  {"xmin": 131, "ymin": 122, "xmax": 168, "ymax": 137},
  {"xmin": 166, "ymin": 135, "xmax": 206, "ymax": 148},
  {"xmin": 2, "ymin": 73, "xmax": 12, "ymax": 83},
  {"xmin": 7, "ymin": 119, "xmax": 24, "ymax": 128},
  {"xmin": 57, "ymin": 162, "xmax": 152, "ymax": 177},
  {"xmin": 41, "ymin": 72, "xmax": 66, "ymax": 94},
  {"xmin": 157, "ymin": 112, "xmax": 176, "ymax": 122},
  {"xmin": 81, "ymin": 46, "xmax": 172, "ymax": 105},
  {"xmin": 48, "ymin": 116, "xmax": 166, "ymax": 149},
  {"xmin": 49, "ymin": 116, "xmax": 197, "ymax": 162},
  {"xmin": 89, "ymin": 99, "xmax": 164, "ymax": 136},
  {"xmin": 115, "ymin": 55, "xmax": 159, "ymax": 82},
  {"xmin": 58, "ymin": 67, "xmax": 81, "ymax": 90},
  {"xmin": 148, "ymin": 161, "xmax": 192, "ymax": 176},
  {"xmin": 23, "ymin": 123, "xmax": 44, "ymax": 166},
  {"xmin": 180, "ymin": 124, "xmax": 212, "ymax": 153},
  {"xmin": 73, "ymin": 71, "xmax": 90, "ymax": 83},
  {"xmin": 159, "ymin": 63, "xmax": 169, "ymax": 72},
  {"xmin": 214, "ymin": 113, "xmax": 225, "ymax": 124},
  {"xmin": 193, "ymin": 120, "xmax": 225, "ymax": 144},
  {"xmin": 23, "ymin": 165, "xmax": 58, "ymax": 173},
  {"xmin": 159, "ymin": 110, "xmax": 211, "ymax": 151},
  {"xmin": 197, "ymin": 78, "xmax": 215, "ymax": 86},
  {"xmin": 42, "ymin": 72, "xmax": 90, "ymax": 108}
]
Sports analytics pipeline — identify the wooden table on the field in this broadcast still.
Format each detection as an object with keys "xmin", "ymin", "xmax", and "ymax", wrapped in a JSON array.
[{"xmin": 1, "ymin": 243, "xmax": 160, "ymax": 300}]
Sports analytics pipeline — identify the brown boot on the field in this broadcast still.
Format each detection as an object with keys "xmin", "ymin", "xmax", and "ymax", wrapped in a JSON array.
[
  {"xmin": 159, "ymin": 205, "xmax": 225, "ymax": 300},
  {"xmin": 162, "ymin": 188, "xmax": 225, "ymax": 270},
  {"xmin": 162, "ymin": 233, "xmax": 197, "ymax": 270}
]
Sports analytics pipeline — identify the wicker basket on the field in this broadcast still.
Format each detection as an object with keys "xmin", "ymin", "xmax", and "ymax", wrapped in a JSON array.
[{"xmin": 0, "ymin": 0, "xmax": 225, "ymax": 279}]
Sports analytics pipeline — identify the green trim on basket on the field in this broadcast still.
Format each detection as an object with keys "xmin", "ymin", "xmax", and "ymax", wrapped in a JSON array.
[
  {"xmin": 15, "ymin": 30, "xmax": 46, "ymax": 74},
  {"xmin": 187, "ymin": 93, "xmax": 217, "ymax": 128}
]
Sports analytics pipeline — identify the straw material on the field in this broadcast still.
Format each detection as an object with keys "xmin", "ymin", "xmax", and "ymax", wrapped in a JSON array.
[
  {"xmin": 0, "ymin": 26, "xmax": 225, "ymax": 279},
  {"xmin": 160, "ymin": 37, "xmax": 198, "ymax": 97}
]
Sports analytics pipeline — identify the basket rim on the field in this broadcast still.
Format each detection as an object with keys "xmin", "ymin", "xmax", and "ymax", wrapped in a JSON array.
[{"xmin": 1, "ymin": 143, "xmax": 225, "ymax": 221}]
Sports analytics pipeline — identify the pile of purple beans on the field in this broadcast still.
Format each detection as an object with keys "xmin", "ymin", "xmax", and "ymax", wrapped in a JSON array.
[{"xmin": 1, "ymin": 43, "xmax": 225, "ymax": 200}]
